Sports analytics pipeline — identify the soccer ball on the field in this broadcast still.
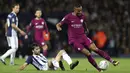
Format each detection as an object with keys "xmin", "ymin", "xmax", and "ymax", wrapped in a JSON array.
[{"xmin": 99, "ymin": 60, "xmax": 109, "ymax": 70}]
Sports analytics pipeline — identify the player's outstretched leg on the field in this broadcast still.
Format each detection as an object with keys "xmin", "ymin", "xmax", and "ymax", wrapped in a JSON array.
[
  {"xmin": 95, "ymin": 49, "xmax": 119, "ymax": 66},
  {"xmin": 0, "ymin": 48, "xmax": 17, "ymax": 65},
  {"xmin": 70, "ymin": 60, "xmax": 79, "ymax": 70},
  {"xmin": 89, "ymin": 43, "xmax": 119, "ymax": 66},
  {"xmin": 81, "ymin": 48, "xmax": 102, "ymax": 72},
  {"xmin": 87, "ymin": 55, "xmax": 102, "ymax": 72}
]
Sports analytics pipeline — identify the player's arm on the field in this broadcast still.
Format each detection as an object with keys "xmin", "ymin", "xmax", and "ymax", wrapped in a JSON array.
[
  {"xmin": 83, "ymin": 21, "xmax": 89, "ymax": 34},
  {"xmin": 5, "ymin": 22, "xmax": 8, "ymax": 35},
  {"xmin": 26, "ymin": 21, "xmax": 34, "ymax": 34},
  {"xmin": 44, "ymin": 21, "xmax": 49, "ymax": 33},
  {"xmin": 83, "ymin": 16, "xmax": 89, "ymax": 34},
  {"xmin": 43, "ymin": 21, "xmax": 50, "ymax": 40},
  {"xmin": 10, "ymin": 16, "xmax": 26, "ymax": 36},
  {"xmin": 24, "ymin": 21, "xmax": 34, "ymax": 39},
  {"xmin": 56, "ymin": 15, "xmax": 68, "ymax": 31},
  {"xmin": 18, "ymin": 56, "xmax": 32, "ymax": 71},
  {"xmin": 11, "ymin": 24, "xmax": 26, "ymax": 36},
  {"xmin": 19, "ymin": 63, "xmax": 28, "ymax": 71}
]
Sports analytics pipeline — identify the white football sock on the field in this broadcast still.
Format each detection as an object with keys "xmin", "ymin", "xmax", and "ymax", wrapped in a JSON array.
[
  {"xmin": 10, "ymin": 52, "xmax": 16, "ymax": 65},
  {"xmin": 62, "ymin": 52, "xmax": 72, "ymax": 65}
]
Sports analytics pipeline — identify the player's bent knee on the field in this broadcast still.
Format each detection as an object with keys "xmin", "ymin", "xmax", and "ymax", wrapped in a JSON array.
[
  {"xmin": 10, "ymin": 48, "xmax": 17, "ymax": 53},
  {"xmin": 81, "ymin": 48, "xmax": 91, "ymax": 56},
  {"xmin": 60, "ymin": 50, "xmax": 66, "ymax": 53},
  {"xmin": 89, "ymin": 43, "xmax": 98, "ymax": 51},
  {"xmin": 58, "ymin": 50, "xmax": 66, "ymax": 55},
  {"xmin": 11, "ymin": 46, "xmax": 18, "ymax": 50}
]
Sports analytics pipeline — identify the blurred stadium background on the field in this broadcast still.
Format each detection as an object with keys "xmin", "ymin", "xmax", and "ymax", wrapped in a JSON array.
[
  {"xmin": 0, "ymin": 0, "xmax": 130, "ymax": 58},
  {"xmin": 0, "ymin": 0, "xmax": 130, "ymax": 73}
]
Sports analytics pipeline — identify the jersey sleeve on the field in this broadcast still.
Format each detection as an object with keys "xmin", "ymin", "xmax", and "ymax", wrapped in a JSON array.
[
  {"xmin": 11, "ymin": 15, "xmax": 16, "ymax": 24},
  {"xmin": 6, "ymin": 17, "xmax": 10, "ymax": 27},
  {"xmin": 84, "ymin": 15, "xmax": 87, "ymax": 23},
  {"xmin": 25, "ymin": 56, "xmax": 33, "ymax": 65},
  {"xmin": 83, "ymin": 14, "xmax": 89, "ymax": 33},
  {"xmin": 7, "ymin": 15, "xmax": 16, "ymax": 26},
  {"xmin": 43, "ymin": 20, "xmax": 48, "ymax": 33},
  {"xmin": 59, "ymin": 15, "xmax": 69, "ymax": 25}
]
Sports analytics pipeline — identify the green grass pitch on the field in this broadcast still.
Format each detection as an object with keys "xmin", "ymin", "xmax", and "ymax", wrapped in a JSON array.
[{"xmin": 0, "ymin": 58, "xmax": 130, "ymax": 73}]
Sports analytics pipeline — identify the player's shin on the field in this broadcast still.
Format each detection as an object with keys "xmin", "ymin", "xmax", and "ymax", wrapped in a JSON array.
[
  {"xmin": 81, "ymin": 48, "xmax": 101, "ymax": 71},
  {"xmin": 94, "ymin": 48, "xmax": 113, "ymax": 63},
  {"xmin": 62, "ymin": 50, "xmax": 72, "ymax": 65},
  {"xmin": 86, "ymin": 55, "xmax": 101, "ymax": 71},
  {"xmin": 10, "ymin": 52, "xmax": 16, "ymax": 65}
]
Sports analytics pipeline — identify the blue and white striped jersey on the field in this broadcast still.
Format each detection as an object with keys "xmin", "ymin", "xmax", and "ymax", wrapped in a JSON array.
[
  {"xmin": 26, "ymin": 54, "xmax": 48, "ymax": 70},
  {"xmin": 6, "ymin": 12, "xmax": 18, "ymax": 36}
]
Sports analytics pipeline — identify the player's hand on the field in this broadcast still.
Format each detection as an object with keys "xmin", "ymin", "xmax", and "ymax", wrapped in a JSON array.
[
  {"xmin": 24, "ymin": 35, "xmax": 28, "ymax": 39},
  {"xmin": 5, "ymin": 32, "xmax": 7, "ymax": 36},
  {"xmin": 45, "ymin": 33, "xmax": 49, "ymax": 37},
  {"xmin": 20, "ymin": 30, "xmax": 26, "ymax": 36},
  {"xmin": 56, "ymin": 26, "xmax": 62, "ymax": 31},
  {"xmin": 85, "ymin": 28, "xmax": 89, "ymax": 34}
]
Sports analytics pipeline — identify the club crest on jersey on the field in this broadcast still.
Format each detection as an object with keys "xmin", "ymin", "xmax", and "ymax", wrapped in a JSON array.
[
  {"xmin": 42, "ymin": 22, "xmax": 44, "ymax": 25},
  {"xmin": 80, "ymin": 19, "xmax": 83, "ymax": 23}
]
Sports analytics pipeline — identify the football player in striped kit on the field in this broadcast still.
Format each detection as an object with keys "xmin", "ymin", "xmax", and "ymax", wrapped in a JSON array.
[
  {"xmin": 19, "ymin": 44, "xmax": 79, "ymax": 71},
  {"xmin": 0, "ymin": 3, "xmax": 27, "ymax": 65}
]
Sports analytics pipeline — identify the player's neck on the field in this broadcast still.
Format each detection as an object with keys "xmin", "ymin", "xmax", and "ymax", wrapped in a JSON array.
[
  {"xmin": 12, "ymin": 11, "xmax": 17, "ymax": 15},
  {"xmin": 72, "ymin": 12, "xmax": 76, "ymax": 16},
  {"xmin": 33, "ymin": 54, "xmax": 40, "ymax": 56},
  {"xmin": 35, "ymin": 17, "xmax": 41, "ymax": 20}
]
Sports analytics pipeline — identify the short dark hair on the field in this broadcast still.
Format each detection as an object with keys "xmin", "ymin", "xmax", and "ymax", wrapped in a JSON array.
[
  {"xmin": 30, "ymin": 43, "xmax": 39, "ymax": 50},
  {"xmin": 35, "ymin": 8, "xmax": 42, "ymax": 12},
  {"xmin": 11, "ymin": 3, "xmax": 19, "ymax": 9},
  {"xmin": 74, "ymin": 3, "xmax": 82, "ymax": 8}
]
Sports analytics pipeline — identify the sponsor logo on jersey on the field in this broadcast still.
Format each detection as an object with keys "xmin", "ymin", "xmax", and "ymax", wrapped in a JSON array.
[{"xmin": 71, "ymin": 24, "xmax": 82, "ymax": 28}]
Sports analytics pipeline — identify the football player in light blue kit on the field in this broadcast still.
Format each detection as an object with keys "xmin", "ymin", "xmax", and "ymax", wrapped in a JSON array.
[{"xmin": 0, "ymin": 3, "xmax": 27, "ymax": 65}]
